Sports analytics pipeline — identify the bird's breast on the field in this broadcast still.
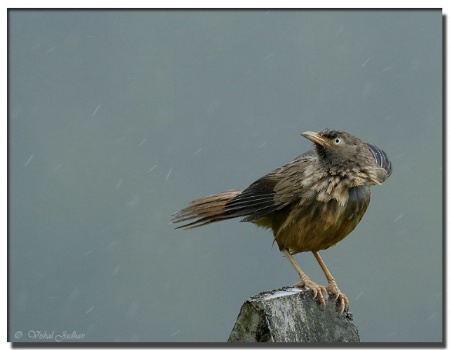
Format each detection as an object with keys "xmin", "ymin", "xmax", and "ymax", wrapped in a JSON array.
[{"xmin": 273, "ymin": 185, "xmax": 371, "ymax": 254}]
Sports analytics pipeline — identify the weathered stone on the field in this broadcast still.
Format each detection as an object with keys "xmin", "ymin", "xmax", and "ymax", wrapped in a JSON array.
[{"xmin": 228, "ymin": 286, "xmax": 360, "ymax": 343}]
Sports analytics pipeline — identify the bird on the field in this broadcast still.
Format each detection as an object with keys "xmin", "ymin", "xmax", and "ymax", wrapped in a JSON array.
[{"xmin": 172, "ymin": 128, "xmax": 392, "ymax": 314}]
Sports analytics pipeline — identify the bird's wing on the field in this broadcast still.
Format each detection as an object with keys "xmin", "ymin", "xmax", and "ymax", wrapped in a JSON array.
[{"xmin": 224, "ymin": 151, "xmax": 316, "ymax": 222}]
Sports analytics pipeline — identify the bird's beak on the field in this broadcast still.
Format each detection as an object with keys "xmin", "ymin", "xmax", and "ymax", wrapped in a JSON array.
[{"xmin": 301, "ymin": 131, "xmax": 328, "ymax": 147}]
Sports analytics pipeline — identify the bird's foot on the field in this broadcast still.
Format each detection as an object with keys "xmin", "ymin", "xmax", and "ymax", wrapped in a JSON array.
[
  {"xmin": 294, "ymin": 279, "xmax": 328, "ymax": 308},
  {"xmin": 326, "ymin": 281, "xmax": 349, "ymax": 316}
]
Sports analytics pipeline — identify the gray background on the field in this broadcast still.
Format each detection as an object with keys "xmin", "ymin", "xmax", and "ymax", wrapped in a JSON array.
[{"xmin": 9, "ymin": 10, "xmax": 442, "ymax": 342}]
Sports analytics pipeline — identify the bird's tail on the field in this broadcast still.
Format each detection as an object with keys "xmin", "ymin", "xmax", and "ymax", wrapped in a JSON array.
[{"xmin": 172, "ymin": 190, "xmax": 242, "ymax": 229}]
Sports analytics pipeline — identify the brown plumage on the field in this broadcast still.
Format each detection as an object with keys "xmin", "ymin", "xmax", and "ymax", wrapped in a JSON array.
[{"xmin": 172, "ymin": 128, "xmax": 392, "ymax": 314}]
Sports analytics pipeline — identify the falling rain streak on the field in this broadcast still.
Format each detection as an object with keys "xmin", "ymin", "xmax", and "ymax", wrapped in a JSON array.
[
  {"xmin": 92, "ymin": 104, "xmax": 101, "ymax": 116},
  {"xmin": 165, "ymin": 168, "xmax": 172, "ymax": 181},
  {"xmin": 394, "ymin": 214, "xmax": 404, "ymax": 223},
  {"xmin": 25, "ymin": 155, "xmax": 34, "ymax": 166},
  {"xmin": 354, "ymin": 291, "xmax": 364, "ymax": 300}
]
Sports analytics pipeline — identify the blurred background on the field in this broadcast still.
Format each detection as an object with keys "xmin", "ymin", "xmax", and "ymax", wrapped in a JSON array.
[{"xmin": 9, "ymin": 10, "xmax": 442, "ymax": 342}]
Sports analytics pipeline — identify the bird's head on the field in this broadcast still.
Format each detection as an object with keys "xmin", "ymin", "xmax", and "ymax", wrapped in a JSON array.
[{"xmin": 301, "ymin": 128, "xmax": 392, "ymax": 183}]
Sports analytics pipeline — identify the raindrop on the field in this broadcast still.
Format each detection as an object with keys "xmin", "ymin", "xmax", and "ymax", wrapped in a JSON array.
[
  {"xmin": 165, "ymin": 168, "xmax": 172, "ymax": 181},
  {"xmin": 393, "ymin": 214, "xmax": 404, "ymax": 223},
  {"xmin": 354, "ymin": 291, "xmax": 364, "ymax": 300},
  {"xmin": 25, "ymin": 155, "xmax": 34, "ymax": 166},
  {"xmin": 427, "ymin": 313, "xmax": 437, "ymax": 321},
  {"xmin": 92, "ymin": 104, "xmax": 101, "ymax": 117},
  {"xmin": 170, "ymin": 330, "xmax": 180, "ymax": 337}
]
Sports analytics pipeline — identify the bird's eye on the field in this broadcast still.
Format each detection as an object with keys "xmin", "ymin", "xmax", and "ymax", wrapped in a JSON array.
[{"xmin": 334, "ymin": 137, "xmax": 342, "ymax": 144}]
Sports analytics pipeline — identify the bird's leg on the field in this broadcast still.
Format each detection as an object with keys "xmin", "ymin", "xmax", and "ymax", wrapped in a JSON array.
[
  {"xmin": 281, "ymin": 249, "xmax": 327, "ymax": 307},
  {"xmin": 312, "ymin": 251, "xmax": 349, "ymax": 315}
]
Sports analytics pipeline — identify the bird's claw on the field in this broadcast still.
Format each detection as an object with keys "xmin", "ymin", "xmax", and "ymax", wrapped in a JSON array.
[
  {"xmin": 295, "ymin": 280, "xmax": 349, "ymax": 315},
  {"xmin": 326, "ymin": 282, "xmax": 349, "ymax": 316},
  {"xmin": 294, "ymin": 280, "xmax": 328, "ymax": 308}
]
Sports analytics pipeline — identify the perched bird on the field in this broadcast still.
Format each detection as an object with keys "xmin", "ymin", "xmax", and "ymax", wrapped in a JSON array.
[{"xmin": 172, "ymin": 129, "xmax": 392, "ymax": 314}]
